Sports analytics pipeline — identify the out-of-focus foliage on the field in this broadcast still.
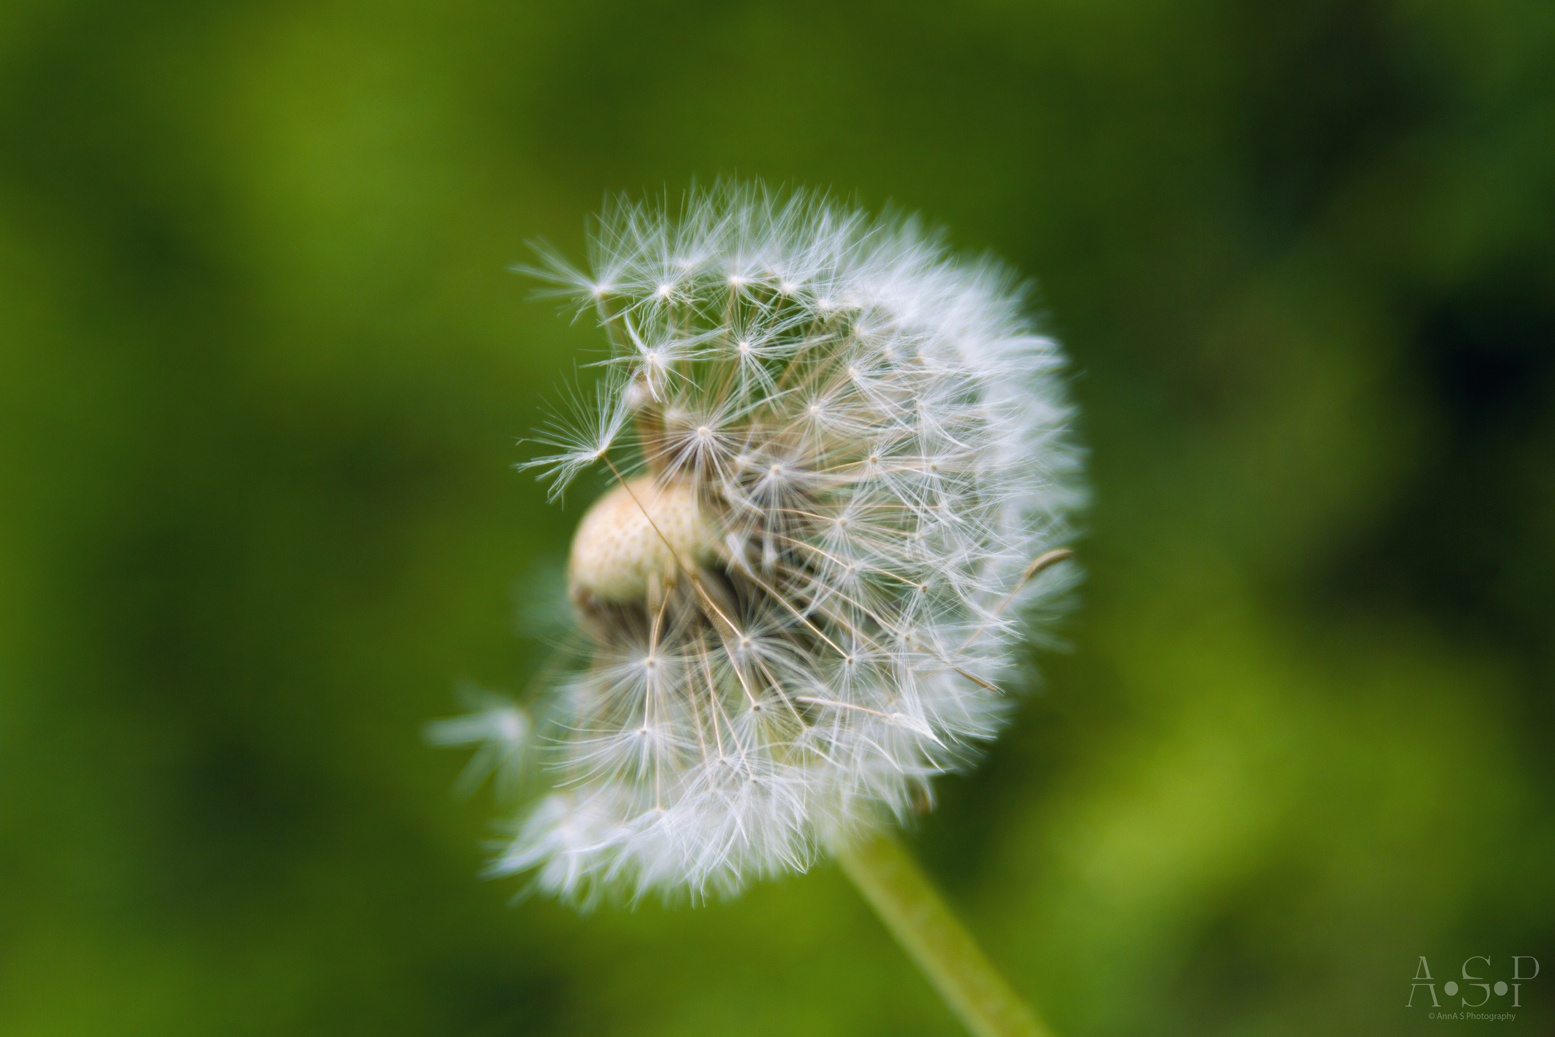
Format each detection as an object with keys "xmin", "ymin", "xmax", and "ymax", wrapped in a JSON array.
[{"xmin": 1, "ymin": 1, "xmax": 1550, "ymax": 1034}]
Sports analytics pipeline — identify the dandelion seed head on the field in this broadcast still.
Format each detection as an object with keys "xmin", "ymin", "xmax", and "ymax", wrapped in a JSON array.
[{"xmin": 450, "ymin": 181, "xmax": 1084, "ymax": 904}]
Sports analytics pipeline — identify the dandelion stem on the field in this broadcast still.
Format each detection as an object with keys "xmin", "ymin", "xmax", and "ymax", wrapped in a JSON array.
[{"xmin": 837, "ymin": 831, "xmax": 1053, "ymax": 1037}]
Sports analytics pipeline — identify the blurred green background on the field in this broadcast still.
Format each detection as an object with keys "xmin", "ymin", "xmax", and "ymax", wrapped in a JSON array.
[{"xmin": 2, "ymin": 0, "xmax": 1552, "ymax": 1034}]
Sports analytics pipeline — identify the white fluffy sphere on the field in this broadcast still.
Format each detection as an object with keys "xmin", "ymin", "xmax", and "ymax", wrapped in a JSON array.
[{"xmin": 441, "ymin": 182, "xmax": 1085, "ymax": 905}]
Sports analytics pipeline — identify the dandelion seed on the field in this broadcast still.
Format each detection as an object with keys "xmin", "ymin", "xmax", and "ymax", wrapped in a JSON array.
[
  {"xmin": 424, "ymin": 686, "xmax": 531, "ymax": 801},
  {"xmin": 440, "ymin": 181, "xmax": 1084, "ymax": 907}
]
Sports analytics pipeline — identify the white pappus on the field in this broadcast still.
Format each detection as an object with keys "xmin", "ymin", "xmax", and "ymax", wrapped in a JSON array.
[{"xmin": 433, "ymin": 182, "xmax": 1085, "ymax": 906}]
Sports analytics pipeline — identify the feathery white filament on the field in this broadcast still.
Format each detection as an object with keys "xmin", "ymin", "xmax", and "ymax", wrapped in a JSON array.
[{"xmin": 453, "ymin": 183, "xmax": 1083, "ymax": 905}]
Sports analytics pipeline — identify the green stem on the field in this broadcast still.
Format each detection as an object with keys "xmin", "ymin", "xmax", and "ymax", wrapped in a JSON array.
[{"xmin": 836, "ymin": 830, "xmax": 1053, "ymax": 1037}]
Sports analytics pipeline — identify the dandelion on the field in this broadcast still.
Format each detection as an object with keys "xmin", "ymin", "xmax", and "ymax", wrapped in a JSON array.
[{"xmin": 436, "ymin": 182, "xmax": 1083, "ymax": 1037}]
